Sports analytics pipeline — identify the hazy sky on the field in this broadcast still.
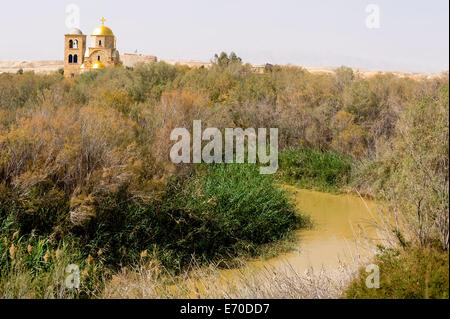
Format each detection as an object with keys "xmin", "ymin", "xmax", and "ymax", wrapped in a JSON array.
[{"xmin": 0, "ymin": 0, "xmax": 448, "ymax": 72}]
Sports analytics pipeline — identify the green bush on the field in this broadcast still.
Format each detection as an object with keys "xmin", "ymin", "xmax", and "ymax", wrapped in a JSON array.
[
  {"xmin": 152, "ymin": 164, "xmax": 305, "ymax": 268},
  {"xmin": 278, "ymin": 148, "xmax": 352, "ymax": 192},
  {"xmin": 346, "ymin": 247, "xmax": 449, "ymax": 299}
]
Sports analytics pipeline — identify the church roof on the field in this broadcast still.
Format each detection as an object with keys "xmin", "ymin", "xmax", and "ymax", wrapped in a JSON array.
[
  {"xmin": 92, "ymin": 17, "xmax": 114, "ymax": 36},
  {"xmin": 92, "ymin": 25, "xmax": 114, "ymax": 36},
  {"xmin": 68, "ymin": 28, "xmax": 83, "ymax": 35}
]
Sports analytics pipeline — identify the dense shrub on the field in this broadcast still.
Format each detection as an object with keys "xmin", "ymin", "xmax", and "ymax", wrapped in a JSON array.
[
  {"xmin": 160, "ymin": 164, "xmax": 303, "ymax": 263},
  {"xmin": 82, "ymin": 164, "xmax": 304, "ymax": 269},
  {"xmin": 0, "ymin": 163, "xmax": 303, "ymax": 271},
  {"xmin": 278, "ymin": 148, "xmax": 352, "ymax": 192},
  {"xmin": 346, "ymin": 247, "xmax": 449, "ymax": 299},
  {"xmin": 352, "ymin": 81, "xmax": 449, "ymax": 249}
]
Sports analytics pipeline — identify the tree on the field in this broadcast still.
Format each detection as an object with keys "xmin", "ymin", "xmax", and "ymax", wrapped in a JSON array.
[
  {"xmin": 229, "ymin": 52, "xmax": 242, "ymax": 64},
  {"xmin": 334, "ymin": 66, "xmax": 354, "ymax": 92},
  {"xmin": 213, "ymin": 52, "xmax": 242, "ymax": 67}
]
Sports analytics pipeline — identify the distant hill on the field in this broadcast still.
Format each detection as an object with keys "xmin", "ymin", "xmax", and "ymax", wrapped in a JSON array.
[{"xmin": 0, "ymin": 60, "xmax": 63, "ymax": 74}]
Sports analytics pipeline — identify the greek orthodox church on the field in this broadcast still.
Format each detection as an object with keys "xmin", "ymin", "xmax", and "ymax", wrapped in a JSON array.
[{"xmin": 64, "ymin": 18, "xmax": 121, "ymax": 78}]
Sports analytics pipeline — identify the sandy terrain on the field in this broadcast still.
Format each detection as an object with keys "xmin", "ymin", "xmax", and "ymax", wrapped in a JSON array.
[
  {"xmin": 0, "ymin": 57, "xmax": 445, "ymax": 79},
  {"xmin": 0, "ymin": 60, "xmax": 64, "ymax": 74}
]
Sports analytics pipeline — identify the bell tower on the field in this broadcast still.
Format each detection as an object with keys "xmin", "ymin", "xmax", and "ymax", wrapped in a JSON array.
[{"xmin": 64, "ymin": 28, "xmax": 87, "ymax": 78}]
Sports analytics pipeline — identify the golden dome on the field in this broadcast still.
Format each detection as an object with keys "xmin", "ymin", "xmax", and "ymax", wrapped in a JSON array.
[
  {"xmin": 92, "ymin": 25, "xmax": 114, "ymax": 36},
  {"xmin": 92, "ymin": 62, "xmax": 105, "ymax": 70},
  {"xmin": 92, "ymin": 17, "xmax": 114, "ymax": 36}
]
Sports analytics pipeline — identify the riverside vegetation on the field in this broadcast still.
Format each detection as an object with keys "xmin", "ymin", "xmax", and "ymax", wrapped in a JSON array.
[{"xmin": 0, "ymin": 53, "xmax": 448, "ymax": 298}]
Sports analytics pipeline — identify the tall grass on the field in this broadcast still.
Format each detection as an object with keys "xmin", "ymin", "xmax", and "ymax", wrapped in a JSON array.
[
  {"xmin": 148, "ymin": 163, "xmax": 307, "ymax": 269},
  {"xmin": 278, "ymin": 148, "xmax": 352, "ymax": 192},
  {"xmin": 0, "ymin": 234, "xmax": 105, "ymax": 298}
]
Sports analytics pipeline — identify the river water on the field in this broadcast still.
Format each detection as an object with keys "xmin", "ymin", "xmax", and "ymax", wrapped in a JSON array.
[{"xmin": 268, "ymin": 186, "xmax": 379, "ymax": 271}]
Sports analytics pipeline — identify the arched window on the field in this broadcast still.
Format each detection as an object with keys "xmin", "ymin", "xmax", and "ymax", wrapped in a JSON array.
[
  {"xmin": 68, "ymin": 55, "xmax": 73, "ymax": 63},
  {"xmin": 98, "ymin": 56, "xmax": 101, "ymax": 61},
  {"xmin": 99, "ymin": 40, "xmax": 102, "ymax": 46},
  {"xmin": 74, "ymin": 54, "xmax": 78, "ymax": 63},
  {"xmin": 73, "ymin": 40, "xmax": 78, "ymax": 49},
  {"xmin": 69, "ymin": 40, "xmax": 73, "ymax": 49}
]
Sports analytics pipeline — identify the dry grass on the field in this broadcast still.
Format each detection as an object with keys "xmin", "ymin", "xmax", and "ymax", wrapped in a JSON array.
[{"xmin": 101, "ymin": 256, "xmax": 369, "ymax": 299}]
